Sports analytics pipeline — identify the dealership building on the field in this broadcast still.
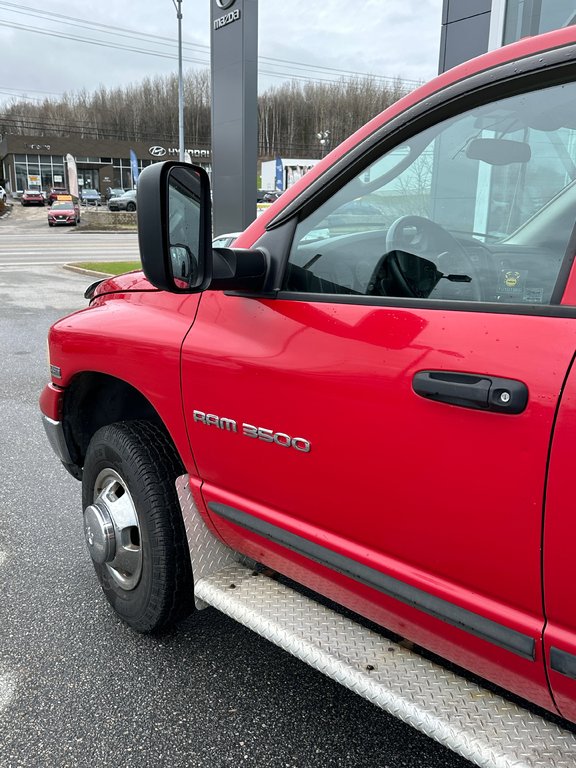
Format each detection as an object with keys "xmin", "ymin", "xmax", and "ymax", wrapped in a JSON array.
[
  {"xmin": 0, "ymin": 134, "xmax": 211, "ymax": 195},
  {"xmin": 1, "ymin": 0, "xmax": 574, "ymax": 197},
  {"xmin": 440, "ymin": 0, "xmax": 576, "ymax": 71}
]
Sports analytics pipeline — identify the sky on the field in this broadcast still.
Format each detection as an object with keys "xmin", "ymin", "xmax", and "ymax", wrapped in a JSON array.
[{"xmin": 0, "ymin": 0, "xmax": 443, "ymax": 106}]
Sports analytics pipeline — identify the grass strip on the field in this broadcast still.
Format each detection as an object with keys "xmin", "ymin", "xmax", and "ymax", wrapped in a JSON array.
[{"xmin": 73, "ymin": 261, "xmax": 141, "ymax": 275}]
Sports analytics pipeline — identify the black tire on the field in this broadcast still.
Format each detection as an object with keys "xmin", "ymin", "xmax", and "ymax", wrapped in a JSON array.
[
  {"xmin": 126, "ymin": 202, "xmax": 136, "ymax": 212},
  {"xmin": 82, "ymin": 420, "xmax": 194, "ymax": 633}
]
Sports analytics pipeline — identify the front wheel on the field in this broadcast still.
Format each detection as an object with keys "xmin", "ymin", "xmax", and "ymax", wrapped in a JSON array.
[{"xmin": 82, "ymin": 421, "xmax": 194, "ymax": 632}]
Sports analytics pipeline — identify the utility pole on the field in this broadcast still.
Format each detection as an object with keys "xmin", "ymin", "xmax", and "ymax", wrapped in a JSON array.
[{"xmin": 172, "ymin": 0, "xmax": 185, "ymax": 161}]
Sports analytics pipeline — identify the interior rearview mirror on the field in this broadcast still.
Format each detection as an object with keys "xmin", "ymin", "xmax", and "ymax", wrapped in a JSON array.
[{"xmin": 465, "ymin": 138, "xmax": 531, "ymax": 166}]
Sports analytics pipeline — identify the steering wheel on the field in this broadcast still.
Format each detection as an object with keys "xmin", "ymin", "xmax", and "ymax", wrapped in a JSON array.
[{"xmin": 385, "ymin": 215, "xmax": 482, "ymax": 301}]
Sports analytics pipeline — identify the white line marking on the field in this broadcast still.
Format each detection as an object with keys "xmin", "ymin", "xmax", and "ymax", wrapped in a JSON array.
[
  {"xmin": 0, "ymin": 260, "xmax": 138, "ymax": 267},
  {"xmin": 0, "ymin": 261, "xmax": 71, "ymax": 266}
]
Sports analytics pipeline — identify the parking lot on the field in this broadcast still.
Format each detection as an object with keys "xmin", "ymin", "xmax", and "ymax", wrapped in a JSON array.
[
  {"xmin": 0, "ymin": 217, "xmax": 472, "ymax": 768},
  {"xmin": 2, "ymin": 197, "xmax": 136, "ymax": 234}
]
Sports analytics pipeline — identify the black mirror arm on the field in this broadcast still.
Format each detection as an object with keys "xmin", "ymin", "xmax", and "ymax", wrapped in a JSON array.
[{"xmin": 210, "ymin": 247, "xmax": 269, "ymax": 292}]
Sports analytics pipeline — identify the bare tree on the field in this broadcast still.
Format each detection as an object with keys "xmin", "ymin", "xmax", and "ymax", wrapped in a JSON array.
[{"xmin": 0, "ymin": 71, "xmax": 414, "ymax": 156}]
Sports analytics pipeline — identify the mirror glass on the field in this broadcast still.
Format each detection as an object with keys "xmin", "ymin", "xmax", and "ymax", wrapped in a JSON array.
[{"xmin": 167, "ymin": 167, "xmax": 203, "ymax": 289}]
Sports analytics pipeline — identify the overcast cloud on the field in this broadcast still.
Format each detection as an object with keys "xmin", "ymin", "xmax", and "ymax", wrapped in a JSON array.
[{"xmin": 0, "ymin": 0, "xmax": 443, "ymax": 106}]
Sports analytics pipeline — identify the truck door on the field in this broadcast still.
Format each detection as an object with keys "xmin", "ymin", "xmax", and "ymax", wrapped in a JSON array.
[
  {"xmin": 182, "ymin": 73, "xmax": 576, "ymax": 709},
  {"xmin": 544, "ymin": 361, "xmax": 576, "ymax": 721}
]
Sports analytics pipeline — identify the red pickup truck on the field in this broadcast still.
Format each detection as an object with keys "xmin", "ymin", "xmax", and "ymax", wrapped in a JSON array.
[{"xmin": 41, "ymin": 26, "xmax": 576, "ymax": 767}]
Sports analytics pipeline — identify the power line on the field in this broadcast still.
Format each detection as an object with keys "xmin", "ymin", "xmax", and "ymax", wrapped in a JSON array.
[
  {"xmin": 0, "ymin": 90, "xmax": 48, "ymax": 103},
  {"xmin": 0, "ymin": 21, "xmax": 211, "ymax": 65},
  {"xmin": 0, "ymin": 19, "xmax": 414, "ymax": 89},
  {"xmin": 0, "ymin": 1, "xmax": 211, "ymax": 53},
  {"xmin": 0, "ymin": 1, "xmax": 419, "ymax": 88},
  {"xmin": 0, "ymin": 85, "xmax": 63, "ymax": 97},
  {"xmin": 258, "ymin": 57, "xmax": 420, "ymax": 88}
]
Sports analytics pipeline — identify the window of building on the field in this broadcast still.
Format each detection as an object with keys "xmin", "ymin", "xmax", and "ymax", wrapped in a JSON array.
[
  {"xmin": 504, "ymin": 0, "xmax": 576, "ymax": 44},
  {"xmin": 15, "ymin": 163, "xmax": 28, "ymax": 192}
]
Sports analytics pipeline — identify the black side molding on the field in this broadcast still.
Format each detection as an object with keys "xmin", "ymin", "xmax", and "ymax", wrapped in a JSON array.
[
  {"xmin": 550, "ymin": 647, "xmax": 576, "ymax": 680},
  {"xmin": 209, "ymin": 502, "xmax": 536, "ymax": 660}
]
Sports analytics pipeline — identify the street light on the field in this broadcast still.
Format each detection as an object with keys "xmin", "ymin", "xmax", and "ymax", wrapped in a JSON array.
[
  {"xmin": 172, "ymin": 0, "xmax": 184, "ymax": 162},
  {"xmin": 317, "ymin": 130, "xmax": 330, "ymax": 158}
]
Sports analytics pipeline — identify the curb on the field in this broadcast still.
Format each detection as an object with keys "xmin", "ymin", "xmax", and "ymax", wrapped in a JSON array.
[
  {"xmin": 62, "ymin": 264, "xmax": 114, "ymax": 277},
  {"xmin": 70, "ymin": 228, "xmax": 137, "ymax": 234}
]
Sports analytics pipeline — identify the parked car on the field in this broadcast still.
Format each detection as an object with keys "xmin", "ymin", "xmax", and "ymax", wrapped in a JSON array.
[
  {"xmin": 0, "ymin": 186, "xmax": 7, "ymax": 202},
  {"xmin": 47, "ymin": 199, "xmax": 81, "ymax": 227},
  {"xmin": 21, "ymin": 189, "xmax": 45, "ymax": 206},
  {"xmin": 104, "ymin": 187, "xmax": 126, "ymax": 201},
  {"xmin": 108, "ymin": 189, "xmax": 137, "ymax": 211},
  {"xmin": 261, "ymin": 191, "xmax": 282, "ymax": 203},
  {"xmin": 325, "ymin": 199, "xmax": 383, "ymax": 235},
  {"xmin": 212, "ymin": 232, "xmax": 241, "ymax": 248},
  {"xmin": 80, "ymin": 189, "xmax": 102, "ymax": 206},
  {"xmin": 47, "ymin": 188, "xmax": 69, "ymax": 205},
  {"xmin": 257, "ymin": 190, "xmax": 282, "ymax": 203}
]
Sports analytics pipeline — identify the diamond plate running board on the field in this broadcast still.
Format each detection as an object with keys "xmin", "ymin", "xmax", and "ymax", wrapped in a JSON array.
[
  {"xmin": 194, "ymin": 565, "xmax": 576, "ymax": 768},
  {"xmin": 176, "ymin": 477, "xmax": 576, "ymax": 767}
]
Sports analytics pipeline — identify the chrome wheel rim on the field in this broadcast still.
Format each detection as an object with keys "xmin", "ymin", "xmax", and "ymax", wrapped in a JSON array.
[{"xmin": 87, "ymin": 469, "xmax": 143, "ymax": 591}]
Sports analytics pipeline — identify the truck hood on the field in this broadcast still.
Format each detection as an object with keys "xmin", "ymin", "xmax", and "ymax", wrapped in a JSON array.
[{"xmin": 91, "ymin": 270, "xmax": 158, "ymax": 298}]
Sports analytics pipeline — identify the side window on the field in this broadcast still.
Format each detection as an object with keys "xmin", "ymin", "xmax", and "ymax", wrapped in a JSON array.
[{"xmin": 284, "ymin": 81, "xmax": 576, "ymax": 304}]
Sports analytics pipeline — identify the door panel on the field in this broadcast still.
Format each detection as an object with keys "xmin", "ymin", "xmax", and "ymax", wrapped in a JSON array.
[
  {"xmin": 543, "ymin": 359, "xmax": 576, "ymax": 721},
  {"xmin": 182, "ymin": 291, "xmax": 576, "ymax": 708},
  {"xmin": 181, "ymin": 72, "xmax": 576, "ymax": 712}
]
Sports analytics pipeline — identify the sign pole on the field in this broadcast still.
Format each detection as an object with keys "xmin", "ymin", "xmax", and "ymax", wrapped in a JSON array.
[{"xmin": 211, "ymin": 0, "xmax": 258, "ymax": 235}]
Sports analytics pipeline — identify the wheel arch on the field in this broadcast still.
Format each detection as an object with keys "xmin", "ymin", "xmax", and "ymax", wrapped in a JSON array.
[{"xmin": 62, "ymin": 371, "xmax": 179, "ymax": 475}]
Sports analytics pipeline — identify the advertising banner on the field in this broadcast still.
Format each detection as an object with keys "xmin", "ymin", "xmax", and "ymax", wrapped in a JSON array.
[
  {"xmin": 275, "ymin": 156, "xmax": 284, "ymax": 191},
  {"xmin": 129, "ymin": 149, "xmax": 140, "ymax": 186},
  {"xmin": 65, "ymin": 154, "xmax": 79, "ymax": 198}
]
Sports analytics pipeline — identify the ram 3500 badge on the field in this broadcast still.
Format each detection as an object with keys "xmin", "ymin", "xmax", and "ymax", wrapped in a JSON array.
[{"xmin": 193, "ymin": 410, "xmax": 311, "ymax": 452}]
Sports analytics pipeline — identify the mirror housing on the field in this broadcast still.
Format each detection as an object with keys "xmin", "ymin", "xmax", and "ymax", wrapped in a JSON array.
[
  {"xmin": 137, "ymin": 161, "xmax": 268, "ymax": 294},
  {"xmin": 138, "ymin": 161, "xmax": 212, "ymax": 292},
  {"xmin": 212, "ymin": 247, "xmax": 269, "ymax": 291}
]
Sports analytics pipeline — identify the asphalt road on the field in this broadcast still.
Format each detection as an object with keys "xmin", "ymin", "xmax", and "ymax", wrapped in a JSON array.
[
  {"xmin": 0, "ymin": 223, "xmax": 472, "ymax": 767},
  {"xmin": 0, "ymin": 201, "xmax": 139, "ymax": 266}
]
